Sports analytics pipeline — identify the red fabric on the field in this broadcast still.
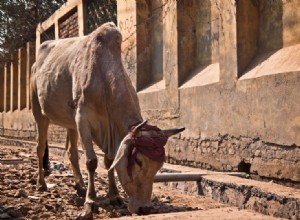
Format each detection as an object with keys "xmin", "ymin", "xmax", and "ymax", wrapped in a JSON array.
[{"xmin": 127, "ymin": 124, "xmax": 168, "ymax": 180}]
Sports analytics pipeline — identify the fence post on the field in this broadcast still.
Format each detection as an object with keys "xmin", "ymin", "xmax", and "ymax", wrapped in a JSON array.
[
  {"xmin": 4, "ymin": 63, "xmax": 10, "ymax": 112},
  {"xmin": 55, "ymin": 20, "xmax": 60, "ymax": 39},
  {"xmin": 26, "ymin": 42, "xmax": 35, "ymax": 110},
  {"xmin": 18, "ymin": 47, "xmax": 27, "ymax": 110},
  {"xmin": 36, "ymin": 24, "xmax": 41, "ymax": 58},
  {"xmin": 78, "ymin": 0, "xmax": 87, "ymax": 36},
  {"xmin": 0, "ymin": 65, "xmax": 4, "ymax": 112},
  {"xmin": 10, "ymin": 54, "xmax": 18, "ymax": 111}
]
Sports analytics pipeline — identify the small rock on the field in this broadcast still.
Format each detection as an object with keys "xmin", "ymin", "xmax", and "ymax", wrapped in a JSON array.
[
  {"xmin": 152, "ymin": 196, "xmax": 159, "ymax": 203},
  {"xmin": 160, "ymin": 197, "xmax": 170, "ymax": 203},
  {"xmin": 3, "ymin": 206, "xmax": 14, "ymax": 212},
  {"xmin": 44, "ymin": 204, "xmax": 54, "ymax": 211},
  {"xmin": 50, "ymin": 163, "xmax": 65, "ymax": 171},
  {"xmin": 7, "ymin": 209, "xmax": 21, "ymax": 218},
  {"xmin": 31, "ymin": 215, "xmax": 39, "ymax": 220},
  {"xmin": 28, "ymin": 195, "xmax": 40, "ymax": 200},
  {"xmin": 119, "ymin": 208, "xmax": 129, "ymax": 216},
  {"xmin": 9, "ymin": 184, "xmax": 18, "ymax": 190},
  {"xmin": 29, "ymin": 178, "xmax": 36, "ymax": 184},
  {"xmin": 186, "ymin": 206, "xmax": 193, "ymax": 211},
  {"xmin": 0, "ymin": 213, "xmax": 10, "ymax": 219},
  {"xmin": 40, "ymin": 213, "xmax": 51, "ymax": 218},
  {"xmin": 101, "ymin": 198, "xmax": 110, "ymax": 207},
  {"xmin": 19, "ymin": 205, "xmax": 30, "ymax": 215},
  {"xmin": 14, "ymin": 189, "xmax": 28, "ymax": 198},
  {"xmin": 0, "ymin": 196, "xmax": 8, "ymax": 205},
  {"xmin": 46, "ymin": 183, "xmax": 56, "ymax": 189}
]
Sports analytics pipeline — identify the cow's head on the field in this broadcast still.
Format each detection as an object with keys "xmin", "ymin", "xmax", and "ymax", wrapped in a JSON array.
[{"xmin": 109, "ymin": 121, "xmax": 184, "ymax": 214}]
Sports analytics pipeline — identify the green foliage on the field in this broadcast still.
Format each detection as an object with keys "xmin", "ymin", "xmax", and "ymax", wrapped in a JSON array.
[
  {"xmin": 86, "ymin": 0, "xmax": 117, "ymax": 34},
  {"xmin": 0, "ymin": 0, "xmax": 66, "ymax": 63}
]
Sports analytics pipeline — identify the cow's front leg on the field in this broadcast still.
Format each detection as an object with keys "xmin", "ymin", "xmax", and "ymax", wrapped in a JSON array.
[
  {"xmin": 76, "ymin": 114, "xmax": 98, "ymax": 219},
  {"xmin": 66, "ymin": 129, "xmax": 86, "ymax": 197},
  {"xmin": 104, "ymin": 155, "xmax": 123, "ymax": 205}
]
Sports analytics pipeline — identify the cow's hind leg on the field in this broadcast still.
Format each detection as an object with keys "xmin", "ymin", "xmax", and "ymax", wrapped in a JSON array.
[
  {"xmin": 104, "ymin": 155, "xmax": 123, "ymax": 205},
  {"xmin": 34, "ymin": 114, "xmax": 50, "ymax": 191},
  {"xmin": 66, "ymin": 129, "xmax": 86, "ymax": 197},
  {"xmin": 36, "ymin": 121, "xmax": 49, "ymax": 191},
  {"xmin": 31, "ymin": 88, "xmax": 50, "ymax": 191}
]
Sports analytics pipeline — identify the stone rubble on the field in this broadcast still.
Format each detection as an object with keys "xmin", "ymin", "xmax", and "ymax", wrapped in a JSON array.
[{"xmin": 0, "ymin": 145, "xmax": 206, "ymax": 219}]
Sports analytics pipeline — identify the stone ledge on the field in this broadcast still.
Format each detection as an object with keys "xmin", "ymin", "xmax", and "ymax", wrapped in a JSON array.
[
  {"xmin": 160, "ymin": 163, "xmax": 299, "ymax": 219},
  {"xmin": 200, "ymin": 174, "xmax": 299, "ymax": 219},
  {"xmin": 240, "ymin": 44, "xmax": 300, "ymax": 80}
]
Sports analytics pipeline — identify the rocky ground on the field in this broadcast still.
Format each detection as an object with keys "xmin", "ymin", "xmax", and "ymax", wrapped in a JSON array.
[
  {"xmin": 0, "ymin": 144, "xmax": 283, "ymax": 220},
  {"xmin": 0, "ymin": 145, "xmax": 228, "ymax": 219}
]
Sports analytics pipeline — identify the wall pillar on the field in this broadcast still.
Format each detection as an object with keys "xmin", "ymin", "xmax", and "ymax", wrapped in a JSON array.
[
  {"xmin": 10, "ymin": 54, "xmax": 18, "ymax": 111},
  {"xmin": 78, "ymin": 0, "xmax": 87, "ymax": 36},
  {"xmin": 18, "ymin": 47, "xmax": 27, "ymax": 110},
  {"xmin": 117, "ymin": 0, "xmax": 137, "ymax": 89},
  {"xmin": 36, "ymin": 24, "xmax": 41, "ymax": 58},
  {"xmin": 163, "ymin": 0, "xmax": 179, "ymax": 111},
  {"xmin": 26, "ymin": 42, "xmax": 35, "ymax": 110},
  {"xmin": 55, "ymin": 20, "xmax": 59, "ymax": 40},
  {"xmin": 219, "ymin": 0, "xmax": 238, "ymax": 86}
]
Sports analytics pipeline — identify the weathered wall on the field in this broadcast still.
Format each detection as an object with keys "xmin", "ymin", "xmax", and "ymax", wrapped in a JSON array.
[
  {"xmin": 0, "ymin": 0, "xmax": 299, "ymax": 183},
  {"xmin": 59, "ymin": 8, "xmax": 79, "ymax": 38},
  {"xmin": 118, "ymin": 0, "xmax": 300, "ymax": 182}
]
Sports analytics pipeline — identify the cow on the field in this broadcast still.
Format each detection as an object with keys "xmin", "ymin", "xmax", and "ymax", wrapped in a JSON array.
[{"xmin": 30, "ymin": 22, "xmax": 184, "ymax": 218}]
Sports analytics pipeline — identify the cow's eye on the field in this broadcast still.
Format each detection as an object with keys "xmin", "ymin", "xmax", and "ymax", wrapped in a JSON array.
[{"xmin": 135, "ymin": 158, "xmax": 142, "ymax": 167}]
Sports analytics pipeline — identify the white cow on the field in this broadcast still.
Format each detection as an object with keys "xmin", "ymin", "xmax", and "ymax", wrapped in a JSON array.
[{"xmin": 31, "ymin": 22, "xmax": 184, "ymax": 218}]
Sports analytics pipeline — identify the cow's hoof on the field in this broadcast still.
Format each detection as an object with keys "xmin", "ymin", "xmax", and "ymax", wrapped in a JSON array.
[
  {"xmin": 37, "ymin": 183, "xmax": 47, "ymax": 192},
  {"xmin": 77, "ymin": 202, "xmax": 98, "ymax": 220},
  {"xmin": 77, "ymin": 210, "xmax": 92, "ymax": 220},
  {"xmin": 110, "ymin": 196, "xmax": 124, "ymax": 206},
  {"xmin": 75, "ymin": 184, "xmax": 87, "ymax": 197}
]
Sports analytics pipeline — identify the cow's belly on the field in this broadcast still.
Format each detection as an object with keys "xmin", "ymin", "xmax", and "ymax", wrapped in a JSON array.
[{"xmin": 37, "ymin": 74, "xmax": 77, "ymax": 129}]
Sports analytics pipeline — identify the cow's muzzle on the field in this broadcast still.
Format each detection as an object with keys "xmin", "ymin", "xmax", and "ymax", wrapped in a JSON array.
[{"xmin": 137, "ymin": 206, "xmax": 152, "ymax": 215}]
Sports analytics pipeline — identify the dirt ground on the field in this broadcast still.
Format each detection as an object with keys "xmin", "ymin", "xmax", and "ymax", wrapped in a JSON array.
[{"xmin": 0, "ymin": 144, "xmax": 279, "ymax": 219}]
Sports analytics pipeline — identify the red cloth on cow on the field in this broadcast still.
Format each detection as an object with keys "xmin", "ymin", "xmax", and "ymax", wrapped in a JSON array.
[{"xmin": 127, "ymin": 124, "xmax": 168, "ymax": 180}]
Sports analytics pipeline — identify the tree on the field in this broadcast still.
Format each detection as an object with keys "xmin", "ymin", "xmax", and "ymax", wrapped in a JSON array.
[{"xmin": 0, "ymin": 0, "xmax": 66, "ymax": 64}]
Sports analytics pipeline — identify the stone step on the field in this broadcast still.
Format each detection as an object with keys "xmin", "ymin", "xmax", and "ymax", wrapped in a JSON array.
[{"xmin": 160, "ymin": 163, "xmax": 300, "ymax": 219}]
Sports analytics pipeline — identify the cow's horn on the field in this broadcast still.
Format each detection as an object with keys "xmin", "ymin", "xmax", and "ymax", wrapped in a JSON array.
[
  {"xmin": 108, "ymin": 135, "xmax": 132, "ymax": 171},
  {"xmin": 163, "ymin": 127, "xmax": 185, "ymax": 137},
  {"xmin": 132, "ymin": 120, "xmax": 148, "ymax": 134}
]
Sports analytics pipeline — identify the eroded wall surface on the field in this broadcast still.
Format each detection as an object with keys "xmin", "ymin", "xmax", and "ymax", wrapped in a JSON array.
[
  {"xmin": 118, "ymin": 0, "xmax": 300, "ymax": 182},
  {"xmin": 0, "ymin": 0, "xmax": 299, "ymax": 182}
]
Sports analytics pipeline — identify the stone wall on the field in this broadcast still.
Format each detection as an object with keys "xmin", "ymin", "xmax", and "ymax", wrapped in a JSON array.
[
  {"xmin": 59, "ymin": 8, "xmax": 79, "ymax": 38},
  {"xmin": 166, "ymin": 135, "xmax": 300, "ymax": 182},
  {"xmin": 0, "ymin": 0, "xmax": 299, "ymax": 183},
  {"xmin": 118, "ymin": 0, "xmax": 300, "ymax": 182}
]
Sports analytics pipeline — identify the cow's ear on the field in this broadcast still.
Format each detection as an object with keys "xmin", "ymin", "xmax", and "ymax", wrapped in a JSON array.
[{"xmin": 108, "ymin": 135, "xmax": 132, "ymax": 171}]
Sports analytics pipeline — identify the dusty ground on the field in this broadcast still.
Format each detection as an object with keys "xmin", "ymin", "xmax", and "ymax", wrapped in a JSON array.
[{"xmin": 0, "ymin": 145, "xmax": 279, "ymax": 219}]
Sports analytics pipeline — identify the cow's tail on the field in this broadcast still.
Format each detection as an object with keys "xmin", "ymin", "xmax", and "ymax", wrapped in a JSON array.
[{"xmin": 43, "ymin": 141, "xmax": 50, "ymax": 173}]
